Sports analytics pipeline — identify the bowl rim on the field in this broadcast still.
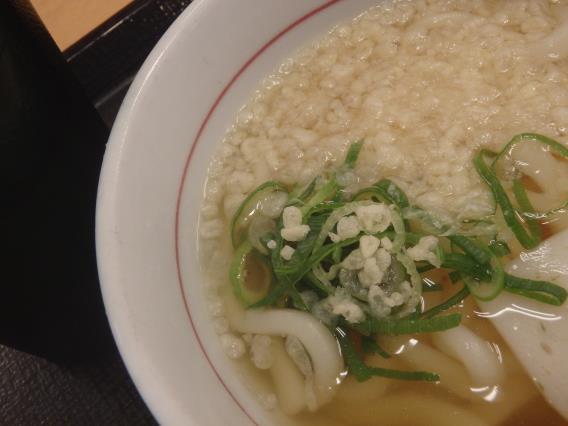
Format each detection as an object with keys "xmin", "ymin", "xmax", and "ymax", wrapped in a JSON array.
[
  {"xmin": 172, "ymin": 1, "xmax": 344, "ymax": 423},
  {"xmin": 95, "ymin": 1, "xmax": 211, "ymax": 423},
  {"xmin": 96, "ymin": 1, "xmax": 344, "ymax": 424}
]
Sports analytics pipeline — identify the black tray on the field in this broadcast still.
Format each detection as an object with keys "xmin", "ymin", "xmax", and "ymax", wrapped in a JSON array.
[{"xmin": 1, "ymin": 1, "xmax": 191, "ymax": 424}]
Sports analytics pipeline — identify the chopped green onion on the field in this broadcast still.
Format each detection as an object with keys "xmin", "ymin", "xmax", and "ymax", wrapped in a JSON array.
[
  {"xmin": 382, "ymin": 258, "xmax": 410, "ymax": 290},
  {"xmin": 488, "ymin": 239, "xmax": 511, "ymax": 257},
  {"xmin": 442, "ymin": 252, "xmax": 490, "ymax": 282},
  {"xmin": 512, "ymin": 178, "xmax": 542, "ymax": 241},
  {"xmin": 491, "ymin": 133, "xmax": 568, "ymax": 168},
  {"xmin": 375, "ymin": 179, "xmax": 410, "ymax": 209},
  {"xmin": 361, "ymin": 335, "xmax": 391, "ymax": 358},
  {"xmin": 492, "ymin": 133, "xmax": 568, "ymax": 220},
  {"xmin": 344, "ymin": 139, "xmax": 364, "ymax": 169},
  {"xmin": 477, "ymin": 133, "xmax": 568, "ymax": 249},
  {"xmin": 272, "ymin": 213, "xmax": 359, "ymax": 290},
  {"xmin": 400, "ymin": 232, "xmax": 423, "ymax": 246},
  {"xmin": 228, "ymin": 133, "xmax": 568, "ymax": 391},
  {"xmin": 304, "ymin": 270, "xmax": 334, "ymax": 296},
  {"xmin": 518, "ymin": 200, "xmax": 568, "ymax": 220},
  {"xmin": 247, "ymin": 216, "xmax": 276, "ymax": 255},
  {"xmin": 309, "ymin": 237, "xmax": 359, "ymax": 268},
  {"xmin": 287, "ymin": 178, "xmax": 316, "ymax": 206},
  {"xmin": 390, "ymin": 207, "xmax": 407, "ymax": 253},
  {"xmin": 435, "ymin": 245, "xmax": 446, "ymax": 266},
  {"xmin": 288, "ymin": 287, "xmax": 309, "ymax": 311},
  {"xmin": 352, "ymin": 313, "xmax": 461, "ymax": 336},
  {"xmin": 402, "ymin": 207, "xmax": 451, "ymax": 235},
  {"xmin": 353, "ymin": 186, "xmax": 392, "ymax": 204},
  {"xmin": 337, "ymin": 331, "xmax": 439, "ymax": 382},
  {"xmin": 473, "ymin": 150, "xmax": 540, "ymax": 249},
  {"xmin": 312, "ymin": 201, "xmax": 370, "ymax": 253},
  {"xmin": 505, "ymin": 274, "xmax": 567, "ymax": 306},
  {"xmin": 416, "ymin": 264, "xmax": 436, "ymax": 274},
  {"xmin": 311, "ymin": 263, "xmax": 333, "ymax": 286},
  {"xmin": 447, "ymin": 235, "xmax": 491, "ymax": 265},
  {"xmin": 353, "ymin": 179, "xmax": 409, "ymax": 210},
  {"xmin": 332, "ymin": 246, "xmax": 342, "ymax": 264},
  {"xmin": 457, "ymin": 218, "xmax": 499, "ymax": 237},
  {"xmin": 449, "ymin": 270, "xmax": 462, "ymax": 284},
  {"xmin": 230, "ymin": 241, "xmax": 272, "ymax": 306},
  {"xmin": 421, "ymin": 287, "xmax": 470, "ymax": 319},
  {"xmin": 300, "ymin": 179, "xmax": 340, "ymax": 216},
  {"xmin": 230, "ymin": 181, "xmax": 286, "ymax": 248},
  {"xmin": 461, "ymin": 254, "xmax": 504, "ymax": 301},
  {"xmin": 304, "ymin": 140, "xmax": 363, "ymax": 214},
  {"xmin": 271, "ymin": 214, "xmax": 328, "ymax": 286},
  {"xmin": 394, "ymin": 252, "xmax": 423, "ymax": 317},
  {"xmin": 444, "ymin": 243, "xmax": 561, "ymax": 303},
  {"xmin": 248, "ymin": 282, "xmax": 288, "ymax": 309},
  {"xmin": 305, "ymin": 201, "xmax": 345, "ymax": 218}
]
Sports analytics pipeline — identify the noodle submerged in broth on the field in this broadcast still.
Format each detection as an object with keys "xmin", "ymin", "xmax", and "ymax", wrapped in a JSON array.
[{"xmin": 199, "ymin": 1, "xmax": 568, "ymax": 425}]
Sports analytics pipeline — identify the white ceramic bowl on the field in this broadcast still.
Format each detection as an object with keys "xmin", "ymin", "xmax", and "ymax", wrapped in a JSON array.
[{"xmin": 96, "ymin": 1, "xmax": 379, "ymax": 424}]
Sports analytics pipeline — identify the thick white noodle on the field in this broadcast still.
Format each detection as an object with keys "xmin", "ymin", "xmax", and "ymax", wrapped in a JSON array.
[
  {"xmin": 334, "ymin": 353, "xmax": 395, "ymax": 404},
  {"xmin": 269, "ymin": 338, "xmax": 306, "ymax": 415},
  {"xmin": 511, "ymin": 141, "xmax": 568, "ymax": 205},
  {"xmin": 224, "ymin": 291, "xmax": 343, "ymax": 409},
  {"xmin": 511, "ymin": 141, "xmax": 568, "ymax": 233},
  {"xmin": 381, "ymin": 336, "xmax": 476, "ymax": 400},
  {"xmin": 473, "ymin": 376, "xmax": 538, "ymax": 425},
  {"xmin": 432, "ymin": 325, "xmax": 505, "ymax": 387}
]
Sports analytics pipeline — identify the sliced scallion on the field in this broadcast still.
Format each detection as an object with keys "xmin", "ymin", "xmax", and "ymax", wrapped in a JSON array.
[
  {"xmin": 300, "ymin": 179, "xmax": 340, "ymax": 216},
  {"xmin": 488, "ymin": 239, "xmax": 511, "ymax": 257},
  {"xmin": 449, "ymin": 270, "xmax": 462, "ymax": 284},
  {"xmin": 304, "ymin": 270, "xmax": 334, "ymax": 296},
  {"xmin": 361, "ymin": 335, "xmax": 391, "ymax": 358},
  {"xmin": 332, "ymin": 246, "xmax": 342, "ymax": 264},
  {"xmin": 248, "ymin": 282, "xmax": 288, "ymax": 309},
  {"xmin": 352, "ymin": 313, "xmax": 461, "ymax": 336},
  {"xmin": 473, "ymin": 150, "xmax": 540, "ymax": 249},
  {"xmin": 421, "ymin": 286, "xmax": 470, "ymax": 319},
  {"xmin": 353, "ymin": 186, "xmax": 392, "ymax": 204},
  {"xmin": 442, "ymin": 252, "xmax": 490, "ymax": 282},
  {"xmin": 312, "ymin": 201, "xmax": 370, "ymax": 253},
  {"xmin": 390, "ymin": 207, "xmax": 407, "ymax": 253},
  {"xmin": 375, "ymin": 179, "xmax": 410, "ymax": 209},
  {"xmin": 416, "ymin": 264, "xmax": 436, "ymax": 274},
  {"xmin": 337, "ymin": 331, "xmax": 439, "ymax": 382},
  {"xmin": 461, "ymin": 254, "xmax": 504, "ymax": 301},
  {"xmin": 231, "ymin": 181, "xmax": 286, "ymax": 248},
  {"xmin": 344, "ymin": 139, "xmax": 364, "ymax": 169},
  {"xmin": 512, "ymin": 178, "xmax": 542, "ymax": 241},
  {"xmin": 505, "ymin": 274, "xmax": 567, "ymax": 306},
  {"xmin": 447, "ymin": 235, "xmax": 491, "ymax": 265},
  {"xmin": 230, "ymin": 241, "xmax": 272, "ymax": 306},
  {"xmin": 286, "ymin": 178, "xmax": 316, "ymax": 207},
  {"xmin": 491, "ymin": 133, "xmax": 568, "ymax": 169},
  {"xmin": 402, "ymin": 207, "xmax": 451, "ymax": 235}
]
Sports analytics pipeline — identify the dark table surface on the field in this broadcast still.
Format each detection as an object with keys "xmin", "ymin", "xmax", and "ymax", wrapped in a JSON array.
[{"xmin": 1, "ymin": 1, "xmax": 191, "ymax": 424}]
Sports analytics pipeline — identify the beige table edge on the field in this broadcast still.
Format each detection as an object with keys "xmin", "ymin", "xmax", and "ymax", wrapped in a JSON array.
[{"xmin": 30, "ymin": 0, "xmax": 132, "ymax": 50}]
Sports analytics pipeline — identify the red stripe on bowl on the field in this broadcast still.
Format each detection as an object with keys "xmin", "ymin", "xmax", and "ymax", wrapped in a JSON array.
[{"xmin": 174, "ymin": 1, "xmax": 343, "ymax": 424}]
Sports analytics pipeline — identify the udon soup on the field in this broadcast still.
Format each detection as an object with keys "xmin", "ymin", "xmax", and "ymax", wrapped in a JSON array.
[{"xmin": 198, "ymin": 1, "xmax": 568, "ymax": 425}]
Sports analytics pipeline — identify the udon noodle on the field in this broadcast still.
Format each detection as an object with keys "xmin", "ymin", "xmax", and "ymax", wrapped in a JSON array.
[{"xmin": 199, "ymin": 1, "xmax": 568, "ymax": 425}]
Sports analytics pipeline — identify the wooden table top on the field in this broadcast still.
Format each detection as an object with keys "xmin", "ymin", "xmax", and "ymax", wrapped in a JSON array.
[{"xmin": 30, "ymin": 0, "xmax": 132, "ymax": 50}]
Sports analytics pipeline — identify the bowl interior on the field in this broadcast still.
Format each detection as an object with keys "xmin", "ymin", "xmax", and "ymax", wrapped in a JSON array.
[{"xmin": 96, "ymin": 1, "xmax": 378, "ymax": 424}]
